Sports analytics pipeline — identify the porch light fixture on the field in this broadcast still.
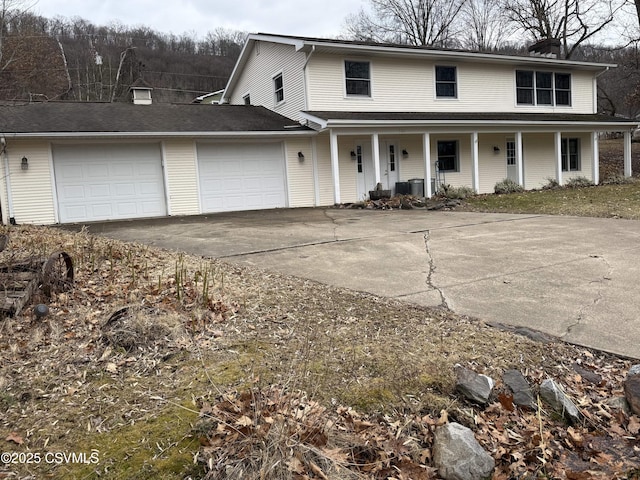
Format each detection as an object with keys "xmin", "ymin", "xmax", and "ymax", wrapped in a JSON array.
[
  {"xmin": 21, "ymin": 156, "xmax": 28, "ymax": 170},
  {"xmin": 298, "ymin": 151, "xmax": 305, "ymax": 161},
  {"xmin": 402, "ymin": 149, "xmax": 409, "ymax": 158},
  {"xmin": 493, "ymin": 146, "xmax": 501, "ymax": 154},
  {"xmin": 350, "ymin": 150, "xmax": 357, "ymax": 160}
]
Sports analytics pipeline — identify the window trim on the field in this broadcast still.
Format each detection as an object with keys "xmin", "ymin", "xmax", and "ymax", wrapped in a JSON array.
[
  {"xmin": 436, "ymin": 140, "xmax": 459, "ymax": 173},
  {"xmin": 273, "ymin": 72, "xmax": 284, "ymax": 105},
  {"xmin": 515, "ymin": 69, "xmax": 572, "ymax": 107},
  {"xmin": 561, "ymin": 137, "xmax": 581, "ymax": 172},
  {"xmin": 435, "ymin": 65, "xmax": 458, "ymax": 99},
  {"xmin": 344, "ymin": 60, "xmax": 372, "ymax": 98}
]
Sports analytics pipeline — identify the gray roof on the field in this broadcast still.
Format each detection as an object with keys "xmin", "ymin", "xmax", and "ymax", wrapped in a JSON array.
[
  {"xmin": 303, "ymin": 111, "xmax": 638, "ymax": 126},
  {"xmin": 0, "ymin": 102, "xmax": 311, "ymax": 135}
]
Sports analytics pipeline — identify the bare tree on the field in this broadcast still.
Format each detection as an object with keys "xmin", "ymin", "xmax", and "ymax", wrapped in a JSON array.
[
  {"xmin": 343, "ymin": 0, "xmax": 468, "ymax": 47},
  {"xmin": 503, "ymin": 0, "xmax": 625, "ymax": 58},
  {"xmin": 461, "ymin": 0, "xmax": 515, "ymax": 51}
]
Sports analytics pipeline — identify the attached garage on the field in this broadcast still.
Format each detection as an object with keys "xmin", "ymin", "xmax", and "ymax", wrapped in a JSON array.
[
  {"xmin": 53, "ymin": 143, "xmax": 167, "ymax": 223},
  {"xmin": 197, "ymin": 142, "xmax": 287, "ymax": 213}
]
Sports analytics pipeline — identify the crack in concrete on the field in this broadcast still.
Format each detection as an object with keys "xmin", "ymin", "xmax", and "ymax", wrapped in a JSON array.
[
  {"xmin": 562, "ymin": 254, "xmax": 613, "ymax": 340},
  {"xmin": 407, "ymin": 214, "xmax": 543, "ymax": 234},
  {"xmin": 323, "ymin": 209, "xmax": 339, "ymax": 242},
  {"xmin": 424, "ymin": 230, "xmax": 450, "ymax": 310}
]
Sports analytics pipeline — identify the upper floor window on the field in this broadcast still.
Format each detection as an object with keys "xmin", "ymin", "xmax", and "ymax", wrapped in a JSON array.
[
  {"xmin": 345, "ymin": 61, "xmax": 371, "ymax": 96},
  {"xmin": 273, "ymin": 73, "xmax": 284, "ymax": 104},
  {"xmin": 437, "ymin": 140, "xmax": 459, "ymax": 172},
  {"xmin": 243, "ymin": 93, "xmax": 251, "ymax": 105},
  {"xmin": 516, "ymin": 70, "xmax": 571, "ymax": 106},
  {"xmin": 435, "ymin": 66, "xmax": 457, "ymax": 98}
]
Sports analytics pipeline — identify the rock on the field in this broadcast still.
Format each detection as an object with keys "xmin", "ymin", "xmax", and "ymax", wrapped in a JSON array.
[
  {"xmin": 605, "ymin": 396, "xmax": 631, "ymax": 416},
  {"xmin": 433, "ymin": 422, "xmax": 495, "ymax": 480},
  {"xmin": 624, "ymin": 365, "xmax": 640, "ymax": 415},
  {"xmin": 455, "ymin": 365, "xmax": 495, "ymax": 405},
  {"xmin": 540, "ymin": 379, "xmax": 581, "ymax": 424},
  {"xmin": 573, "ymin": 363, "xmax": 603, "ymax": 385},
  {"xmin": 503, "ymin": 369, "xmax": 536, "ymax": 409}
]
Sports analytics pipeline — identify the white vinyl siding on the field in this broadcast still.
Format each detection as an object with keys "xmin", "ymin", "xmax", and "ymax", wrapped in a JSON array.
[
  {"xmin": 478, "ymin": 134, "xmax": 512, "ymax": 193},
  {"xmin": 228, "ymin": 41, "xmax": 306, "ymax": 121},
  {"xmin": 315, "ymin": 132, "xmax": 335, "ymax": 206},
  {"xmin": 163, "ymin": 140, "xmax": 200, "ymax": 216},
  {"xmin": 4, "ymin": 141, "xmax": 56, "ymax": 225},
  {"xmin": 306, "ymin": 53, "xmax": 595, "ymax": 114},
  {"xmin": 285, "ymin": 138, "xmax": 316, "ymax": 207}
]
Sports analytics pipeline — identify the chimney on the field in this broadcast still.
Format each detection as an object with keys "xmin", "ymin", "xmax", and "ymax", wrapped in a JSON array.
[
  {"xmin": 528, "ymin": 38, "xmax": 561, "ymax": 59},
  {"xmin": 129, "ymin": 78, "xmax": 153, "ymax": 105}
]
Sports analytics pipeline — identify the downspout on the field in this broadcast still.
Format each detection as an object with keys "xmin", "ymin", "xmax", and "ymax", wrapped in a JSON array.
[
  {"xmin": 593, "ymin": 67, "xmax": 609, "ymax": 114},
  {"xmin": 302, "ymin": 45, "xmax": 316, "ymax": 112},
  {"xmin": 0, "ymin": 136, "xmax": 15, "ymax": 225}
]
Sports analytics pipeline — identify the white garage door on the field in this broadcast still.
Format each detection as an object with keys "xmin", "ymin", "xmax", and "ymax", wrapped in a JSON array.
[
  {"xmin": 53, "ymin": 144, "xmax": 167, "ymax": 223},
  {"xmin": 197, "ymin": 142, "xmax": 287, "ymax": 213}
]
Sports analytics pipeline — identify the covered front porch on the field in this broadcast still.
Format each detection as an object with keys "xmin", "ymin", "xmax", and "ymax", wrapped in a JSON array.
[{"xmin": 303, "ymin": 112, "xmax": 639, "ymax": 204}]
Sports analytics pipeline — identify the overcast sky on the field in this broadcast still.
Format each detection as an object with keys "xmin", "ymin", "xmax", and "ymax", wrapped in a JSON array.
[{"xmin": 33, "ymin": 0, "xmax": 364, "ymax": 38}]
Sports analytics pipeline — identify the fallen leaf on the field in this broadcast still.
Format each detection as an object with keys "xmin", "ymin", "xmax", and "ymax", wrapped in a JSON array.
[{"xmin": 5, "ymin": 432, "xmax": 23, "ymax": 445}]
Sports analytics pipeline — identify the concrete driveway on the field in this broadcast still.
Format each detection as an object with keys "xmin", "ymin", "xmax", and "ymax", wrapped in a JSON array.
[{"xmin": 78, "ymin": 209, "xmax": 640, "ymax": 359}]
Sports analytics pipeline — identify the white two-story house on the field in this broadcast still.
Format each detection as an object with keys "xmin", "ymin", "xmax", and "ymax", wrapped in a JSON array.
[
  {"xmin": 222, "ymin": 33, "xmax": 637, "ymax": 204},
  {"xmin": 0, "ymin": 33, "xmax": 636, "ymax": 225}
]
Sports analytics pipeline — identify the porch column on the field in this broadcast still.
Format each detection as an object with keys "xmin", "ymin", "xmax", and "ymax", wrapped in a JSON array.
[
  {"xmin": 624, "ymin": 130, "xmax": 633, "ymax": 177},
  {"xmin": 515, "ymin": 131, "xmax": 524, "ymax": 186},
  {"xmin": 371, "ymin": 133, "xmax": 381, "ymax": 186},
  {"xmin": 423, "ymin": 132, "xmax": 432, "ymax": 198},
  {"xmin": 555, "ymin": 131, "xmax": 563, "ymax": 186},
  {"xmin": 329, "ymin": 129, "xmax": 341, "ymax": 204},
  {"xmin": 591, "ymin": 132, "xmax": 599, "ymax": 185},
  {"xmin": 471, "ymin": 132, "xmax": 480, "ymax": 193}
]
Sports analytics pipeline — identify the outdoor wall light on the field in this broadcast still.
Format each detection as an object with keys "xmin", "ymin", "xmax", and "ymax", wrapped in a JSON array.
[
  {"xmin": 350, "ymin": 150, "xmax": 357, "ymax": 160},
  {"xmin": 21, "ymin": 156, "xmax": 28, "ymax": 170},
  {"xmin": 493, "ymin": 146, "xmax": 501, "ymax": 154},
  {"xmin": 298, "ymin": 151, "xmax": 305, "ymax": 161},
  {"xmin": 402, "ymin": 149, "xmax": 409, "ymax": 158}
]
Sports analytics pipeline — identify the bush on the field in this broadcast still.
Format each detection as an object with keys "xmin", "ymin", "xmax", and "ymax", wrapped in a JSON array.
[
  {"xmin": 601, "ymin": 174, "xmax": 636, "ymax": 185},
  {"xmin": 494, "ymin": 178, "xmax": 524, "ymax": 194},
  {"xmin": 565, "ymin": 176, "xmax": 594, "ymax": 188},
  {"xmin": 542, "ymin": 178, "xmax": 561, "ymax": 190},
  {"xmin": 439, "ymin": 184, "xmax": 475, "ymax": 199}
]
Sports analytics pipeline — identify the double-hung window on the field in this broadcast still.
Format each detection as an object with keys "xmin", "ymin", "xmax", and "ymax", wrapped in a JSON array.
[
  {"xmin": 345, "ymin": 61, "xmax": 371, "ymax": 96},
  {"xmin": 273, "ymin": 73, "xmax": 284, "ymax": 104},
  {"xmin": 561, "ymin": 138, "xmax": 580, "ymax": 171},
  {"xmin": 435, "ymin": 66, "xmax": 457, "ymax": 98},
  {"xmin": 437, "ymin": 140, "xmax": 459, "ymax": 172},
  {"xmin": 516, "ymin": 70, "xmax": 571, "ymax": 106}
]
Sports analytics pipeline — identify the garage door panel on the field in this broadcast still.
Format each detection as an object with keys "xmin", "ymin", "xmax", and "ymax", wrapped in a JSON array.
[
  {"xmin": 54, "ymin": 144, "xmax": 166, "ymax": 223},
  {"xmin": 197, "ymin": 143, "xmax": 286, "ymax": 213}
]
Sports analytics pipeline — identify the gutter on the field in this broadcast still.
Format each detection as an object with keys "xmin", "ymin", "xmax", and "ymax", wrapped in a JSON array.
[
  {"xmin": 302, "ymin": 45, "xmax": 316, "ymax": 112},
  {"xmin": 0, "ymin": 136, "xmax": 15, "ymax": 225},
  {"xmin": 1, "ymin": 130, "xmax": 317, "ymax": 139}
]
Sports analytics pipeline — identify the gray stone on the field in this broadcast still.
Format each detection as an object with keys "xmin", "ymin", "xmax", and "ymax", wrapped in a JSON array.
[
  {"xmin": 605, "ymin": 396, "xmax": 631, "ymax": 416},
  {"xmin": 503, "ymin": 369, "xmax": 536, "ymax": 409},
  {"xmin": 624, "ymin": 365, "xmax": 640, "ymax": 415},
  {"xmin": 540, "ymin": 379, "xmax": 581, "ymax": 424},
  {"xmin": 433, "ymin": 422, "xmax": 495, "ymax": 480},
  {"xmin": 455, "ymin": 364, "xmax": 495, "ymax": 405}
]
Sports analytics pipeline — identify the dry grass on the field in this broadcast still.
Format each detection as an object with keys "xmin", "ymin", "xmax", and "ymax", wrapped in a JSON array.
[{"xmin": 0, "ymin": 224, "xmax": 634, "ymax": 479}]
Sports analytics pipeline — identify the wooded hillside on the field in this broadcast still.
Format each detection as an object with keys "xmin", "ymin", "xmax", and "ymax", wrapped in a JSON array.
[{"xmin": 0, "ymin": 12, "xmax": 244, "ymax": 103}]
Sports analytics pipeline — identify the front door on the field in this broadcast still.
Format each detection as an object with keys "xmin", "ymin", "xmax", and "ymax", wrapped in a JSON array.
[
  {"xmin": 506, "ymin": 138, "xmax": 518, "ymax": 183},
  {"xmin": 380, "ymin": 141, "xmax": 399, "ymax": 191}
]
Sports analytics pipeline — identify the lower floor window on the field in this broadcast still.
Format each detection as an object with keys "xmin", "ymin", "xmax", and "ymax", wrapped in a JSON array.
[
  {"xmin": 561, "ymin": 138, "xmax": 580, "ymax": 171},
  {"xmin": 437, "ymin": 140, "xmax": 458, "ymax": 172}
]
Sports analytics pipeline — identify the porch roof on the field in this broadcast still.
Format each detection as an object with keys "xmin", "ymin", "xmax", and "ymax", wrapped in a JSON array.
[{"xmin": 302, "ymin": 111, "xmax": 639, "ymax": 131}]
